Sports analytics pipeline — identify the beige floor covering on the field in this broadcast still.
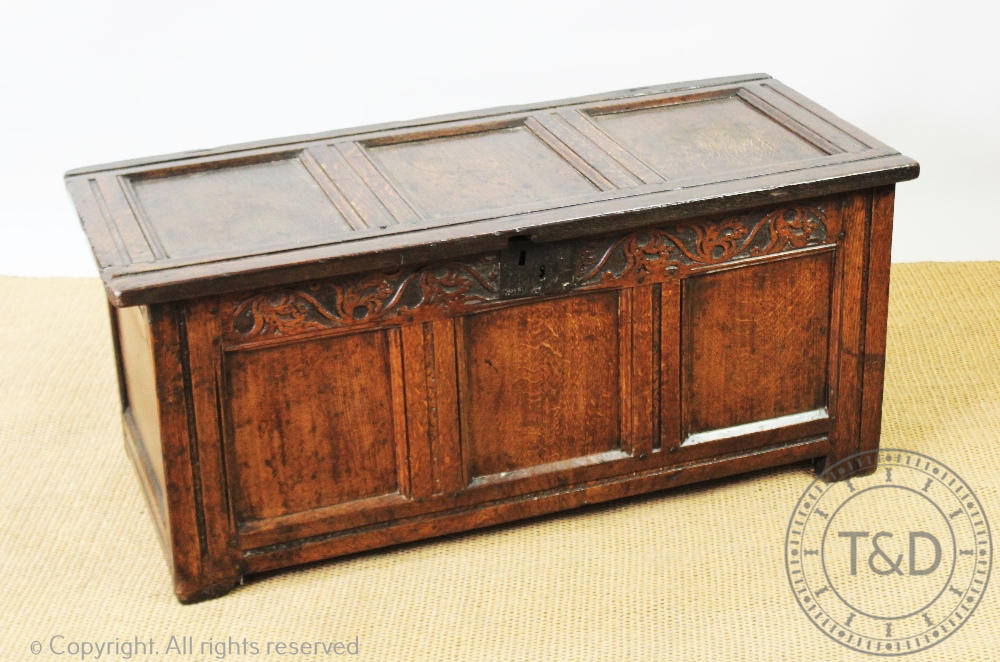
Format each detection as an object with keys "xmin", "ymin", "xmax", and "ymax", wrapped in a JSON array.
[{"xmin": 1, "ymin": 263, "xmax": 998, "ymax": 661}]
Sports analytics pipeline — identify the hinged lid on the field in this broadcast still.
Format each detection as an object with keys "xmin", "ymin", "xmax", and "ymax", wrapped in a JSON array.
[{"xmin": 65, "ymin": 73, "xmax": 918, "ymax": 306}]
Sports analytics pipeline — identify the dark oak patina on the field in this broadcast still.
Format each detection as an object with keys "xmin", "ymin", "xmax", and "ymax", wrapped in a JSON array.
[{"xmin": 66, "ymin": 74, "xmax": 918, "ymax": 602}]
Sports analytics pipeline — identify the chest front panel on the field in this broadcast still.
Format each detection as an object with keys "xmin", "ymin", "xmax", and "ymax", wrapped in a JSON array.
[{"xmin": 172, "ymin": 191, "xmax": 870, "ymax": 554}]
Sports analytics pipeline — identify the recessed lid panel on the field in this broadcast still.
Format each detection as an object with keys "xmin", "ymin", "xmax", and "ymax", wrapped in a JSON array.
[
  {"xmin": 591, "ymin": 96, "xmax": 824, "ymax": 179},
  {"xmin": 127, "ymin": 155, "xmax": 357, "ymax": 260},
  {"xmin": 366, "ymin": 126, "xmax": 598, "ymax": 220},
  {"xmin": 65, "ymin": 74, "xmax": 918, "ymax": 305}
]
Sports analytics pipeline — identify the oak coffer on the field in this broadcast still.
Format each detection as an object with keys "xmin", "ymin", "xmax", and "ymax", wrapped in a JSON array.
[{"xmin": 65, "ymin": 74, "xmax": 918, "ymax": 602}]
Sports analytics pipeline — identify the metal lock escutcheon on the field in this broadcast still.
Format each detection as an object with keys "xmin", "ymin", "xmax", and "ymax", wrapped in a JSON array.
[{"xmin": 498, "ymin": 235, "xmax": 577, "ymax": 300}]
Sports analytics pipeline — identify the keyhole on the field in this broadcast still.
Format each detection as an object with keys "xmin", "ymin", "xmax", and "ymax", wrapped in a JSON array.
[
  {"xmin": 538, "ymin": 264, "xmax": 546, "ymax": 279},
  {"xmin": 518, "ymin": 250, "xmax": 526, "ymax": 266}
]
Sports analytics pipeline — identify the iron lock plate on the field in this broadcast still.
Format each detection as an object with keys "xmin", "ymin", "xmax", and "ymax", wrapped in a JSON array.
[{"xmin": 498, "ymin": 236, "xmax": 577, "ymax": 300}]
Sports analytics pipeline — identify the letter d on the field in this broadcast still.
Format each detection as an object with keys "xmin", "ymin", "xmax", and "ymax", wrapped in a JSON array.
[{"xmin": 909, "ymin": 531, "xmax": 941, "ymax": 575}]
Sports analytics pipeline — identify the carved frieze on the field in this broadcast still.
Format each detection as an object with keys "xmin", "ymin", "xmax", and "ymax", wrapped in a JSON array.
[
  {"xmin": 232, "ymin": 256, "xmax": 499, "ymax": 338},
  {"xmin": 574, "ymin": 205, "xmax": 826, "ymax": 285},
  {"xmin": 230, "ymin": 204, "xmax": 827, "ymax": 339}
]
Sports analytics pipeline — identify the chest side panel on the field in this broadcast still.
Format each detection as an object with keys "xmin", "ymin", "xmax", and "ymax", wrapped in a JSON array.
[{"xmin": 115, "ymin": 305, "xmax": 167, "ymax": 526}]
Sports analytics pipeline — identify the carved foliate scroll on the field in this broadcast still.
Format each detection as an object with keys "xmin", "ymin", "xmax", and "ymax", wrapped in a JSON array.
[{"xmin": 574, "ymin": 205, "xmax": 826, "ymax": 285}]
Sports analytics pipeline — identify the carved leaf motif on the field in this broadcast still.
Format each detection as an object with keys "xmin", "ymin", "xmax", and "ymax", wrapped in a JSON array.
[
  {"xmin": 574, "ymin": 204, "xmax": 826, "ymax": 284},
  {"xmin": 233, "ymin": 290, "xmax": 339, "ymax": 337},
  {"xmin": 750, "ymin": 207, "xmax": 823, "ymax": 255},
  {"xmin": 232, "ymin": 256, "xmax": 500, "ymax": 338}
]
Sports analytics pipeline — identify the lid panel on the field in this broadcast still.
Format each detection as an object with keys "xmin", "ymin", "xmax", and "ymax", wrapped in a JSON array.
[
  {"xmin": 127, "ymin": 153, "xmax": 355, "ymax": 260},
  {"xmin": 364, "ymin": 125, "xmax": 600, "ymax": 220},
  {"xmin": 590, "ymin": 95, "xmax": 824, "ymax": 180}
]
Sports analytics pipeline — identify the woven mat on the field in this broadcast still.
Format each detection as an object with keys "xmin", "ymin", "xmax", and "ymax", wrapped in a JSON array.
[{"xmin": 1, "ymin": 263, "xmax": 998, "ymax": 661}]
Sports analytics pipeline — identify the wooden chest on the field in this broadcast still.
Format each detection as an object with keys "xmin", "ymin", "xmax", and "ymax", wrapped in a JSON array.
[{"xmin": 66, "ymin": 74, "xmax": 918, "ymax": 602}]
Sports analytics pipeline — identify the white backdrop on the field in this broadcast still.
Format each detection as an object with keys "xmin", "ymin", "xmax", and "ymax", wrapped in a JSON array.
[{"xmin": 2, "ymin": 0, "xmax": 997, "ymax": 276}]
